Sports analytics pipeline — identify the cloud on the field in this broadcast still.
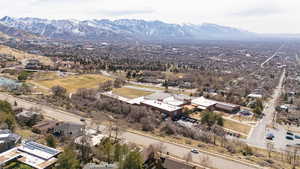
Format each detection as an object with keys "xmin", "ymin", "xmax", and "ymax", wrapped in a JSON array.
[
  {"xmin": 232, "ymin": 7, "xmax": 284, "ymax": 17},
  {"xmin": 91, "ymin": 9, "xmax": 155, "ymax": 17}
]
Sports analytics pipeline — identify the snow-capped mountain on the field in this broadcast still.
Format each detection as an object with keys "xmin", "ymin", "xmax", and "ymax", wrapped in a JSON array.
[{"xmin": 0, "ymin": 16, "xmax": 255, "ymax": 41}]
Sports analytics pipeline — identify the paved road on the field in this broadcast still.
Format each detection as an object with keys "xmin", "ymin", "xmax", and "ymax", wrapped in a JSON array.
[
  {"xmin": 247, "ymin": 69, "xmax": 286, "ymax": 149},
  {"xmin": 0, "ymin": 92, "xmax": 260, "ymax": 169},
  {"xmin": 260, "ymin": 44, "xmax": 285, "ymax": 68}
]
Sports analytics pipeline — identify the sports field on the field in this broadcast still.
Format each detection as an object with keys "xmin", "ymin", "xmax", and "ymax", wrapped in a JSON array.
[
  {"xmin": 112, "ymin": 87, "xmax": 153, "ymax": 99},
  {"xmin": 31, "ymin": 74, "xmax": 112, "ymax": 93}
]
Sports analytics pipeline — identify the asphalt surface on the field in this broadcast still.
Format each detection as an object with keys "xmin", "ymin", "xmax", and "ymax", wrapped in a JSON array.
[
  {"xmin": 0, "ymin": 92, "xmax": 260, "ymax": 169},
  {"xmin": 247, "ymin": 69, "xmax": 286, "ymax": 150},
  {"xmin": 260, "ymin": 44, "xmax": 285, "ymax": 68}
]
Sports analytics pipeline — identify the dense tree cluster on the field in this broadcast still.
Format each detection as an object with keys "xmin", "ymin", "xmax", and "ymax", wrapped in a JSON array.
[{"xmin": 0, "ymin": 100, "xmax": 16, "ymax": 130}]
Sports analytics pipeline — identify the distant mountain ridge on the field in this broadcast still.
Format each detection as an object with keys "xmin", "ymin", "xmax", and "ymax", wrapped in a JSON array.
[{"xmin": 0, "ymin": 16, "xmax": 255, "ymax": 41}]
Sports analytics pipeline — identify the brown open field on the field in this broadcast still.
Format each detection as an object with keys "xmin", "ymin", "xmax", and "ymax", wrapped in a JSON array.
[
  {"xmin": 223, "ymin": 119, "xmax": 251, "ymax": 135},
  {"xmin": 190, "ymin": 112, "xmax": 251, "ymax": 135},
  {"xmin": 31, "ymin": 74, "xmax": 112, "ymax": 93},
  {"xmin": 113, "ymin": 87, "xmax": 153, "ymax": 99},
  {"xmin": 0, "ymin": 45, "xmax": 53, "ymax": 66}
]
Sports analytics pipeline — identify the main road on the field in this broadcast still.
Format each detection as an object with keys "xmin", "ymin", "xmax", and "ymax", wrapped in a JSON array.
[
  {"xmin": 247, "ymin": 69, "xmax": 286, "ymax": 149},
  {"xmin": 260, "ymin": 44, "xmax": 285, "ymax": 68},
  {"xmin": 0, "ymin": 92, "xmax": 260, "ymax": 169}
]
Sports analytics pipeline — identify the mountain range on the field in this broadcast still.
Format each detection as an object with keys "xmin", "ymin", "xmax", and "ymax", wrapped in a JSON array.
[{"xmin": 0, "ymin": 16, "xmax": 256, "ymax": 41}]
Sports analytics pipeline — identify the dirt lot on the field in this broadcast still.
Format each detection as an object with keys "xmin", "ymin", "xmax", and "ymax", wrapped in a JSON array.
[
  {"xmin": 112, "ymin": 87, "xmax": 153, "ymax": 99},
  {"xmin": 30, "ymin": 74, "xmax": 112, "ymax": 93}
]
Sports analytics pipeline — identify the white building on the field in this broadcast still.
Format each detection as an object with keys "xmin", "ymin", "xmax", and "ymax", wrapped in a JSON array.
[{"xmin": 0, "ymin": 141, "xmax": 61, "ymax": 169}]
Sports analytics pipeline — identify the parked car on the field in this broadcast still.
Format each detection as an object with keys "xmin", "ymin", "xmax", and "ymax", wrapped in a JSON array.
[
  {"xmin": 287, "ymin": 131, "xmax": 294, "ymax": 136},
  {"xmin": 266, "ymin": 133, "xmax": 275, "ymax": 140},
  {"xmin": 191, "ymin": 149, "xmax": 199, "ymax": 154},
  {"xmin": 295, "ymin": 135, "xmax": 300, "ymax": 139},
  {"xmin": 286, "ymin": 136, "xmax": 294, "ymax": 140}
]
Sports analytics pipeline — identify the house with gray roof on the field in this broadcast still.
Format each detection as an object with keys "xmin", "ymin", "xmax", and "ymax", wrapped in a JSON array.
[{"xmin": 0, "ymin": 129, "xmax": 21, "ymax": 153}]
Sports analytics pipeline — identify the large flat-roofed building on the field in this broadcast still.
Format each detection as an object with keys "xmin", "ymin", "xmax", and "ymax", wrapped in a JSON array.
[
  {"xmin": 191, "ymin": 96, "xmax": 240, "ymax": 114},
  {"xmin": 0, "ymin": 141, "xmax": 61, "ymax": 169},
  {"xmin": 214, "ymin": 102, "xmax": 240, "ymax": 114},
  {"xmin": 191, "ymin": 96, "xmax": 216, "ymax": 110},
  {"xmin": 141, "ymin": 100, "xmax": 182, "ymax": 117}
]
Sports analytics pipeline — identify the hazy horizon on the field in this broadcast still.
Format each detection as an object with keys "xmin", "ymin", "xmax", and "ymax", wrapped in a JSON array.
[{"xmin": 1, "ymin": 0, "xmax": 300, "ymax": 34}]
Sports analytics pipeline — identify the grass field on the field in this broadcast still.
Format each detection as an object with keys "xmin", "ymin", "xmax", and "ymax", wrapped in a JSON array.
[
  {"xmin": 223, "ymin": 118, "xmax": 251, "ymax": 135},
  {"xmin": 31, "ymin": 74, "xmax": 112, "ymax": 93},
  {"xmin": 113, "ymin": 87, "xmax": 153, "ymax": 99},
  {"xmin": 128, "ymin": 84, "xmax": 192, "ymax": 95}
]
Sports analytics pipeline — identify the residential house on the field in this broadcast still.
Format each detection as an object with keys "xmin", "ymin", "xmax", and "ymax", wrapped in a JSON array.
[
  {"xmin": 0, "ymin": 129, "xmax": 21, "ymax": 153},
  {"xmin": 16, "ymin": 110, "xmax": 43, "ymax": 126},
  {"xmin": 32, "ymin": 120, "xmax": 58, "ymax": 134},
  {"xmin": 83, "ymin": 162, "xmax": 118, "ymax": 169},
  {"xmin": 53, "ymin": 122, "xmax": 84, "ymax": 138}
]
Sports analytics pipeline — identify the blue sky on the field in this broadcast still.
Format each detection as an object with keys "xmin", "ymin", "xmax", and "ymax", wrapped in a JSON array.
[{"xmin": 0, "ymin": 0, "xmax": 299, "ymax": 33}]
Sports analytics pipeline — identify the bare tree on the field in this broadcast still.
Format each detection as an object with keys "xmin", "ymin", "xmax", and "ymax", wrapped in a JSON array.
[
  {"xmin": 199, "ymin": 155, "xmax": 211, "ymax": 168},
  {"xmin": 184, "ymin": 152, "xmax": 193, "ymax": 164},
  {"xmin": 266, "ymin": 141, "xmax": 274, "ymax": 158}
]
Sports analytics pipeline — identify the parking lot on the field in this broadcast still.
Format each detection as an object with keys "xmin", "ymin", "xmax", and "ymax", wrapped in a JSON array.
[{"xmin": 265, "ymin": 126, "xmax": 300, "ymax": 151}]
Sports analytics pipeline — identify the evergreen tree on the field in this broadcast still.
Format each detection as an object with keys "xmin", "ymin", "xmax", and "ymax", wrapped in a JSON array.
[
  {"xmin": 45, "ymin": 135, "xmax": 57, "ymax": 148},
  {"xmin": 55, "ymin": 145, "xmax": 80, "ymax": 169}
]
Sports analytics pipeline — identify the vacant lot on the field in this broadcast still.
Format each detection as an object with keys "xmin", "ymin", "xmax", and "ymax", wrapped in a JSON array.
[
  {"xmin": 190, "ymin": 112, "xmax": 251, "ymax": 135},
  {"xmin": 113, "ymin": 87, "xmax": 153, "ymax": 99},
  {"xmin": 223, "ymin": 119, "xmax": 251, "ymax": 135},
  {"xmin": 31, "ymin": 74, "xmax": 112, "ymax": 93}
]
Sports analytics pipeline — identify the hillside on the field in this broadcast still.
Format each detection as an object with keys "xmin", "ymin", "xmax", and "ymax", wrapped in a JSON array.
[{"xmin": 0, "ymin": 45, "xmax": 53, "ymax": 66}]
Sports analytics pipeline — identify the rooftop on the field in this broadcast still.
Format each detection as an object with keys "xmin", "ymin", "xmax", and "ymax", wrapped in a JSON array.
[
  {"xmin": 142, "ymin": 99, "xmax": 182, "ymax": 112},
  {"xmin": 0, "ymin": 141, "xmax": 61, "ymax": 169},
  {"xmin": 0, "ymin": 129, "xmax": 21, "ymax": 144},
  {"xmin": 191, "ymin": 96, "xmax": 217, "ymax": 108}
]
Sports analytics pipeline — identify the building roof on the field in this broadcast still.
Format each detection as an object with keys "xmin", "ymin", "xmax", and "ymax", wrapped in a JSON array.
[
  {"xmin": 18, "ymin": 141, "xmax": 61, "ymax": 160},
  {"xmin": 0, "ymin": 129, "xmax": 21, "ymax": 144},
  {"xmin": 144, "ymin": 92, "xmax": 172, "ymax": 100},
  {"xmin": 32, "ymin": 120, "xmax": 57, "ymax": 131},
  {"xmin": 75, "ymin": 133, "xmax": 106, "ymax": 147},
  {"xmin": 162, "ymin": 96, "xmax": 186, "ymax": 106},
  {"xmin": 102, "ymin": 91, "xmax": 144, "ymax": 105},
  {"xmin": 83, "ymin": 162, "xmax": 118, "ymax": 169},
  {"xmin": 191, "ymin": 97, "xmax": 217, "ymax": 108},
  {"xmin": 247, "ymin": 94, "xmax": 263, "ymax": 99},
  {"xmin": 0, "ymin": 141, "xmax": 61, "ymax": 169},
  {"xmin": 16, "ymin": 110, "xmax": 41, "ymax": 118},
  {"xmin": 142, "ymin": 100, "xmax": 182, "ymax": 112}
]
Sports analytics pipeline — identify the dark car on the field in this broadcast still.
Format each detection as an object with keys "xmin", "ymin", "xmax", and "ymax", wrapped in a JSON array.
[
  {"xmin": 191, "ymin": 149, "xmax": 199, "ymax": 154},
  {"xmin": 287, "ymin": 131, "xmax": 294, "ymax": 136},
  {"xmin": 266, "ymin": 133, "xmax": 275, "ymax": 140},
  {"xmin": 295, "ymin": 135, "xmax": 300, "ymax": 139},
  {"xmin": 286, "ymin": 136, "xmax": 294, "ymax": 140}
]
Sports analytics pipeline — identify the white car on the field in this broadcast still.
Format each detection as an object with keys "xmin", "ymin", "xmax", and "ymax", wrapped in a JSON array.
[{"xmin": 191, "ymin": 149, "xmax": 199, "ymax": 154}]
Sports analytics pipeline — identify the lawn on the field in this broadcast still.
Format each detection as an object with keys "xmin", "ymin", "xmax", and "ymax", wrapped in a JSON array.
[
  {"xmin": 31, "ymin": 74, "xmax": 112, "ymax": 93},
  {"xmin": 223, "ymin": 119, "xmax": 251, "ymax": 135},
  {"xmin": 113, "ymin": 87, "xmax": 153, "ymax": 99},
  {"xmin": 128, "ymin": 84, "xmax": 192, "ymax": 95}
]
